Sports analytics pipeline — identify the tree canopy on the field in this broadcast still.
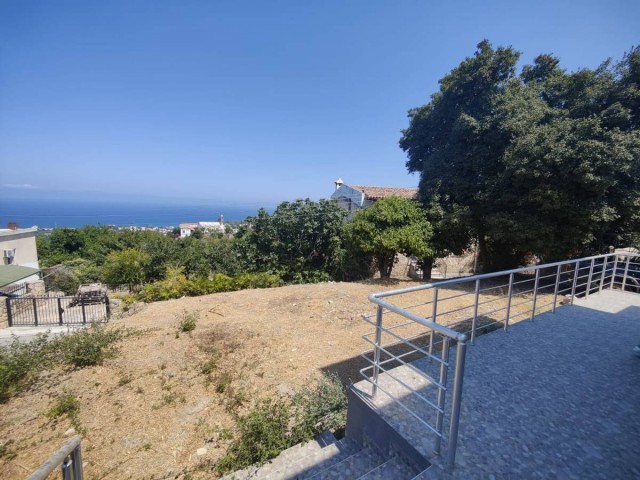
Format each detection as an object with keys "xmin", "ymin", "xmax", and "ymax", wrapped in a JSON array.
[
  {"xmin": 401, "ymin": 41, "xmax": 640, "ymax": 271},
  {"xmin": 344, "ymin": 196, "xmax": 433, "ymax": 278}
]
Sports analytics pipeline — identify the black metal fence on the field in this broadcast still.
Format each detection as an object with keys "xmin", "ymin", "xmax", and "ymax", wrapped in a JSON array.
[
  {"xmin": 5, "ymin": 296, "xmax": 110, "ymax": 327},
  {"xmin": 0, "ymin": 282, "xmax": 28, "ymax": 297}
]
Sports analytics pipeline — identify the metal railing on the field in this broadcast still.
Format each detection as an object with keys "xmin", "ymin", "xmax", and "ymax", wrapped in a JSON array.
[
  {"xmin": 5, "ymin": 296, "xmax": 110, "ymax": 327},
  {"xmin": 27, "ymin": 435, "xmax": 84, "ymax": 480},
  {"xmin": 360, "ymin": 251, "xmax": 639, "ymax": 471}
]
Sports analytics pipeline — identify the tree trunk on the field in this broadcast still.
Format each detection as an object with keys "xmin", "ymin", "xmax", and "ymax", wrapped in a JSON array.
[
  {"xmin": 419, "ymin": 257, "xmax": 434, "ymax": 280},
  {"xmin": 378, "ymin": 253, "xmax": 396, "ymax": 278}
]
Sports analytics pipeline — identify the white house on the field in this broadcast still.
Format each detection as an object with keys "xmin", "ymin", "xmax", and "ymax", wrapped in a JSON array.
[
  {"xmin": 330, "ymin": 178, "xmax": 418, "ymax": 219},
  {"xmin": 0, "ymin": 225, "xmax": 41, "ymax": 288},
  {"xmin": 179, "ymin": 215, "xmax": 225, "ymax": 238}
]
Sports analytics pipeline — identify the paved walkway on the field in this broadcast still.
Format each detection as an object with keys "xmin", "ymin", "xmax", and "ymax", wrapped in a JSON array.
[
  {"xmin": 0, "ymin": 325, "xmax": 88, "ymax": 346},
  {"xmin": 355, "ymin": 289, "xmax": 640, "ymax": 479}
]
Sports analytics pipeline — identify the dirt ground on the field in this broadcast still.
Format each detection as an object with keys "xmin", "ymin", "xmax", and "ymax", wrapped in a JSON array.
[{"xmin": 0, "ymin": 269, "xmax": 553, "ymax": 480}]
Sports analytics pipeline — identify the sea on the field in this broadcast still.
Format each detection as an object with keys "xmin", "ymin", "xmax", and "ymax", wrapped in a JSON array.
[{"xmin": 0, "ymin": 197, "xmax": 268, "ymax": 229}]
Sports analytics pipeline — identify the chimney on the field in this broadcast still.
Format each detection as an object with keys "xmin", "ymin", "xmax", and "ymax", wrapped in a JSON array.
[
  {"xmin": 334, "ymin": 178, "xmax": 344, "ymax": 191},
  {"xmin": 7, "ymin": 222, "xmax": 18, "ymax": 230}
]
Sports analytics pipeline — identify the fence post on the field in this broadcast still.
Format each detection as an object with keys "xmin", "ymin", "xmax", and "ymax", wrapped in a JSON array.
[
  {"xmin": 598, "ymin": 257, "xmax": 607, "ymax": 293},
  {"xmin": 81, "ymin": 301, "xmax": 87, "ymax": 324},
  {"xmin": 6, "ymin": 298, "xmax": 13, "ymax": 327},
  {"xmin": 471, "ymin": 279, "xmax": 480, "ymax": 344},
  {"xmin": 570, "ymin": 261, "xmax": 580, "ymax": 304},
  {"xmin": 57, "ymin": 298, "xmax": 64, "ymax": 325},
  {"xmin": 610, "ymin": 255, "xmax": 618, "ymax": 289},
  {"xmin": 504, "ymin": 273, "xmax": 514, "ymax": 330},
  {"xmin": 429, "ymin": 288, "xmax": 438, "ymax": 361},
  {"xmin": 530, "ymin": 269, "xmax": 541, "ymax": 321},
  {"xmin": 447, "ymin": 338, "xmax": 467, "ymax": 471},
  {"xmin": 105, "ymin": 296, "xmax": 111, "ymax": 320},
  {"xmin": 622, "ymin": 255, "xmax": 631, "ymax": 291},
  {"xmin": 585, "ymin": 258, "xmax": 595, "ymax": 297},
  {"xmin": 433, "ymin": 336, "xmax": 450, "ymax": 456},
  {"xmin": 33, "ymin": 298, "xmax": 39, "ymax": 327},
  {"xmin": 552, "ymin": 265, "xmax": 561, "ymax": 313},
  {"xmin": 372, "ymin": 305, "xmax": 384, "ymax": 397}
]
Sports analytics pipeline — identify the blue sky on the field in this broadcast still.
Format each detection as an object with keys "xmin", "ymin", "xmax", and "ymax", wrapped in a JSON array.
[{"xmin": 0, "ymin": 0, "xmax": 638, "ymax": 208}]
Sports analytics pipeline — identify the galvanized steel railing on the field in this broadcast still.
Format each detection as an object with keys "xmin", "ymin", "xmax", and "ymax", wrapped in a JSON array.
[
  {"xmin": 360, "ymin": 251, "xmax": 639, "ymax": 471},
  {"xmin": 27, "ymin": 435, "xmax": 84, "ymax": 480}
]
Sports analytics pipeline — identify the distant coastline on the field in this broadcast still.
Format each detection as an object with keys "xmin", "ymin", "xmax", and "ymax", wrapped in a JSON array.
[{"xmin": 0, "ymin": 198, "xmax": 267, "ymax": 229}]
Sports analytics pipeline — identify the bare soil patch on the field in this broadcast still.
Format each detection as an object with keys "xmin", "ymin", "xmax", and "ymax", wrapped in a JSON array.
[{"xmin": 0, "ymin": 273, "xmax": 550, "ymax": 479}]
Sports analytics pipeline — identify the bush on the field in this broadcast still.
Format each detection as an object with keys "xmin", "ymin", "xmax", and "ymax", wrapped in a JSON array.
[
  {"xmin": 53, "ymin": 324, "xmax": 124, "ymax": 367},
  {"xmin": 0, "ymin": 334, "xmax": 52, "ymax": 401},
  {"xmin": 217, "ymin": 398, "xmax": 292, "ymax": 474},
  {"xmin": 44, "ymin": 268, "xmax": 80, "ymax": 295},
  {"xmin": 46, "ymin": 391, "xmax": 80, "ymax": 420},
  {"xmin": 177, "ymin": 310, "xmax": 198, "ymax": 333},
  {"xmin": 216, "ymin": 373, "xmax": 348, "ymax": 474}
]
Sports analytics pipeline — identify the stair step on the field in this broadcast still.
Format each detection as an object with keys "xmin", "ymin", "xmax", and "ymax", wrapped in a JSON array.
[
  {"xmin": 262, "ymin": 439, "xmax": 361, "ymax": 480},
  {"xmin": 357, "ymin": 455, "xmax": 421, "ymax": 480},
  {"xmin": 307, "ymin": 446, "xmax": 383, "ymax": 480}
]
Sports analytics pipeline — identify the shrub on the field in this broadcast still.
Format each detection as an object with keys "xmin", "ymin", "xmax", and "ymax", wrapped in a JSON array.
[
  {"xmin": 46, "ymin": 391, "xmax": 80, "ymax": 420},
  {"xmin": 216, "ymin": 398, "xmax": 292, "ymax": 474},
  {"xmin": 0, "ymin": 334, "xmax": 52, "ymax": 401},
  {"xmin": 177, "ymin": 310, "xmax": 199, "ymax": 333},
  {"xmin": 44, "ymin": 268, "xmax": 80, "ymax": 295},
  {"xmin": 52, "ymin": 324, "xmax": 125, "ymax": 367},
  {"xmin": 215, "ymin": 373, "xmax": 348, "ymax": 474}
]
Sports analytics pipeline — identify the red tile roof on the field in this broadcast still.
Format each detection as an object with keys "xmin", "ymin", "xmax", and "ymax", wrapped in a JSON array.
[{"xmin": 350, "ymin": 185, "xmax": 418, "ymax": 200}]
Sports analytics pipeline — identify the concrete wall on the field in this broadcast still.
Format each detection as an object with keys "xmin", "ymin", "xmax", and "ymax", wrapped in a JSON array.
[{"xmin": 0, "ymin": 227, "xmax": 39, "ymax": 271}]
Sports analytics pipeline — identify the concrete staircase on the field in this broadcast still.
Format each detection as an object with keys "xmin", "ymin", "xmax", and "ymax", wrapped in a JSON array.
[{"xmin": 221, "ymin": 429, "xmax": 426, "ymax": 480}]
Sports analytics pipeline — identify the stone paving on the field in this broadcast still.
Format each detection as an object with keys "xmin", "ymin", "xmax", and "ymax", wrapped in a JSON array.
[{"xmin": 353, "ymin": 289, "xmax": 640, "ymax": 479}]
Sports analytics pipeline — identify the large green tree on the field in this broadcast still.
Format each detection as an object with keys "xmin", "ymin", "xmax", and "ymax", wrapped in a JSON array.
[
  {"xmin": 401, "ymin": 41, "xmax": 640, "ymax": 271},
  {"xmin": 344, "ymin": 196, "xmax": 433, "ymax": 278},
  {"xmin": 235, "ymin": 199, "xmax": 346, "ymax": 282},
  {"xmin": 102, "ymin": 248, "xmax": 150, "ymax": 290}
]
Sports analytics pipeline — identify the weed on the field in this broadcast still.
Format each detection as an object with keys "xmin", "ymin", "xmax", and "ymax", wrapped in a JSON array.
[
  {"xmin": 214, "ymin": 372, "xmax": 232, "ymax": 394},
  {"xmin": 176, "ymin": 309, "xmax": 199, "ymax": 333},
  {"xmin": 0, "ymin": 440, "xmax": 17, "ymax": 460},
  {"xmin": 142, "ymin": 443, "xmax": 152, "ymax": 451},
  {"xmin": 46, "ymin": 391, "xmax": 85, "ymax": 434},
  {"xmin": 136, "ymin": 386, "xmax": 144, "ymax": 394},
  {"xmin": 0, "ymin": 333, "xmax": 51, "ymax": 401},
  {"xmin": 200, "ymin": 358, "xmax": 217, "ymax": 375},
  {"xmin": 118, "ymin": 375, "xmax": 132, "ymax": 386}
]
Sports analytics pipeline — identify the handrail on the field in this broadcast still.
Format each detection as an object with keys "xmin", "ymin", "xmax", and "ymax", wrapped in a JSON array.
[
  {"xmin": 363, "ymin": 251, "xmax": 638, "ymax": 472},
  {"xmin": 27, "ymin": 435, "xmax": 84, "ymax": 480}
]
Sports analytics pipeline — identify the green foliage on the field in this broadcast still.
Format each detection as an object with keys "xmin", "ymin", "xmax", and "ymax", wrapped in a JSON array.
[
  {"xmin": 401, "ymin": 41, "xmax": 640, "ymax": 271},
  {"xmin": 0, "ymin": 334, "xmax": 51, "ymax": 401},
  {"xmin": 217, "ymin": 398, "xmax": 292, "ymax": 473},
  {"xmin": 53, "ymin": 324, "xmax": 125, "ymax": 367},
  {"xmin": 235, "ymin": 199, "xmax": 346, "ymax": 282},
  {"xmin": 43, "ymin": 267, "xmax": 81, "ymax": 295},
  {"xmin": 102, "ymin": 248, "xmax": 151, "ymax": 289},
  {"xmin": 46, "ymin": 391, "xmax": 80, "ymax": 420},
  {"xmin": 216, "ymin": 373, "xmax": 347, "ymax": 474},
  {"xmin": 345, "ymin": 196, "xmax": 434, "ymax": 278},
  {"xmin": 177, "ymin": 309, "xmax": 199, "ymax": 333},
  {"xmin": 137, "ymin": 268, "xmax": 281, "ymax": 303}
]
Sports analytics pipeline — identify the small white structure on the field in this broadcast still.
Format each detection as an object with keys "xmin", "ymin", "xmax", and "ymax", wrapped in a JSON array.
[
  {"xmin": 0, "ymin": 225, "xmax": 40, "ymax": 286},
  {"xmin": 179, "ymin": 223, "xmax": 199, "ymax": 238},
  {"xmin": 179, "ymin": 215, "xmax": 225, "ymax": 238},
  {"xmin": 330, "ymin": 179, "xmax": 418, "ymax": 219}
]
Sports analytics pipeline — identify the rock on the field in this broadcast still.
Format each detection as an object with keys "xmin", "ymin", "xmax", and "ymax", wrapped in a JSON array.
[
  {"xmin": 64, "ymin": 428, "xmax": 76, "ymax": 436},
  {"xmin": 196, "ymin": 447, "xmax": 207, "ymax": 457},
  {"xmin": 276, "ymin": 383, "xmax": 295, "ymax": 398}
]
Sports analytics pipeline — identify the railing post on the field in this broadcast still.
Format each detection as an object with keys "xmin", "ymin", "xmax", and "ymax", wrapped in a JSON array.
[
  {"xmin": 570, "ymin": 261, "xmax": 579, "ymax": 304},
  {"xmin": 447, "ymin": 338, "xmax": 467, "ymax": 471},
  {"xmin": 552, "ymin": 265, "xmax": 561, "ymax": 313},
  {"xmin": 622, "ymin": 255, "xmax": 631, "ymax": 291},
  {"xmin": 72, "ymin": 444, "xmax": 84, "ymax": 480},
  {"xmin": 585, "ymin": 258, "xmax": 595, "ymax": 297},
  {"xmin": 530, "ymin": 269, "xmax": 540, "ymax": 321},
  {"xmin": 433, "ymin": 336, "xmax": 450, "ymax": 456},
  {"xmin": 471, "ymin": 279, "xmax": 480, "ymax": 344},
  {"xmin": 504, "ymin": 273, "xmax": 514, "ymax": 331},
  {"xmin": 429, "ymin": 288, "xmax": 438, "ymax": 360},
  {"xmin": 6, "ymin": 298, "xmax": 13, "ymax": 327},
  {"xmin": 33, "ymin": 298, "xmax": 39, "ymax": 326},
  {"xmin": 598, "ymin": 257, "xmax": 607, "ymax": 293},
  {"xmin": 610, "ymin": 255, "xmax": 618, "ymax": 289},
  {"xmin": 372, "ymin": 305, "xmax": 384, "ymax": 397}
]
